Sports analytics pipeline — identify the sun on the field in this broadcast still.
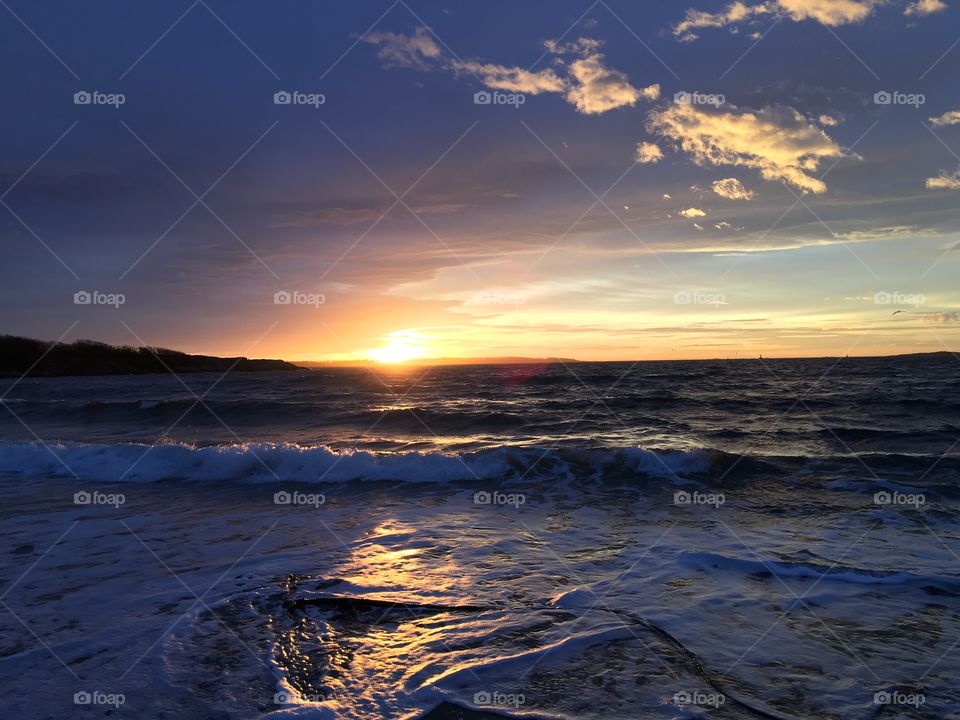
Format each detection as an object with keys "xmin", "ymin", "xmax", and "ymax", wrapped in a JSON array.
[{"xmin": 367, "ymin": 330, "xmax": 428, "ymax": 364}]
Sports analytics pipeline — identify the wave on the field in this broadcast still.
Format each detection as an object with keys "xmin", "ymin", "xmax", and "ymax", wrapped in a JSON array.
[
  {"xmin": 0, "ymin": 441, "xmax": 733, "ymax": 484},
  {"xmin": 680, "ymin": 550, "xmax": 956, "ymax": 587}
]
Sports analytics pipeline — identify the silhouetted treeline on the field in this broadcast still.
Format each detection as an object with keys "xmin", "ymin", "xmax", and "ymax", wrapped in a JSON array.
[{"xmin": 0, "ymin": 335, "xmax": 298, "ymax": 378}]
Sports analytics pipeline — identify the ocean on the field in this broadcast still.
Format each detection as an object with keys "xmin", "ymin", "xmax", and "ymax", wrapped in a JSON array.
[{"xmin": 0, "ymin": 357, "xmax": 957, "ymax": 719}]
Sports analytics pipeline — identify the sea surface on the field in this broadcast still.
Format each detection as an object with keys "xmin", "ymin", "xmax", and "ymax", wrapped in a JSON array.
[{"xmin": 0, "ymin": 357, "xmax": 958, "ymax": 719}]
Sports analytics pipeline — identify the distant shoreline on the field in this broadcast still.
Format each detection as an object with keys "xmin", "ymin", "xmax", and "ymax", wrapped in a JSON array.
[
  {"xmin": 2, "ymin": 333, "xmax": 954, "ymax": 378},
  {"xmin": 0, "ymin": 335, "xmax": 298, "ymax": 379},
  {"xmin": 301, "ymin": 351, "xmax": 955, "ymax": 368}
]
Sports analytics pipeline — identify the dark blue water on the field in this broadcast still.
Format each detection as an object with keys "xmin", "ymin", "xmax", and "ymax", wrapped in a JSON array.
[{"xmin": 1, "ymin": 356, "xmax": 958, "ymax": 719}]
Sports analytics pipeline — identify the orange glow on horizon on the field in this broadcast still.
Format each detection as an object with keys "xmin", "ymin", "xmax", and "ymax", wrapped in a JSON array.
[{"xmin": 366, "ymin": 329, "xmax": 429, "ymax": 364}]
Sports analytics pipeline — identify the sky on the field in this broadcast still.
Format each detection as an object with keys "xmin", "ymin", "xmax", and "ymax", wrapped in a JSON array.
[{"xmin": 2, "ymin": 0, "xmax": 960, "ymax": 362}]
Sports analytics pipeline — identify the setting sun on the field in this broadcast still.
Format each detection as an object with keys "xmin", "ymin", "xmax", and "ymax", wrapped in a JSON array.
[{"xmin": 367, "ymin": 330, "xmax": 428, "ymax": 364}]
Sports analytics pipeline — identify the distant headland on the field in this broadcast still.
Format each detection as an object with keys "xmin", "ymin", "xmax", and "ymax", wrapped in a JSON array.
[{"xmin": 0, "ymin": 335, "xmax": 298, "ymax": 378}]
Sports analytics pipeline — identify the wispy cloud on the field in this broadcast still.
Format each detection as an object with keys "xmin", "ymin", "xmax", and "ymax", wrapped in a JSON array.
[
  {"xmin": 929, "ymin": 109, "xmax": 960, "ymax": 127},
  {"xmin": 673, "ymin": 0, "xmax": 943, "ymax": 41},
  {"xmin": 635, "ymin": 142, "xmax": 665, "ymax": 164},
  {"xmin": 712, "ymin": 177, "xmax": 756, "ymax": 200},
  {"xmin": 277, "ymin": 203, "xmax": 467, "ymax": 227},
  {"xmin": 647, "ymin": 100, "xmax": 847, "ymax": 193},
  {"xmin": 363, "ymin": 27, "xmax": 442, "ymax": 69},
  {"xmin": 364, "ymin": 29, "xmax": 658, "ymax": 114},
  {"xmin": 905, "ymin": 0, "xmax": 948, "ymax": 15},
  {"xmin": 925, "ymin": 167, "xmax": 960, "ymax": 190}
]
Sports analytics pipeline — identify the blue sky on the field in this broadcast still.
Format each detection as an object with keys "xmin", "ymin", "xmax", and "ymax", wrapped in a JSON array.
[{"xmin": 2, "ymin": 0, "xmax": 960, "ymax": 360}]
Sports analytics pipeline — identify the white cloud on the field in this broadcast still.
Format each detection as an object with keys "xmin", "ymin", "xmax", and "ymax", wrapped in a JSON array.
[
  {"xmin": 929, "ymin": 110, "xmax": 960, "ymax": 127},
  {"xmin": 673, "ymin": 0, "xmax": 939, "ymax": 40},
  {"xmin": 450, "ymin": 61, "xmax": 565, "ymax": 94},
  {"xmin": 905, "ymin": 0, "xmax": 948, "ymax": 14},
  {"xmin": 365, "ymin": 30, "xmax": 655, "ymax": 115},
  {"xmin": 635, "ymin": 142, "xmax": 665, "ymax": 164},
  {"xmin": 564, "ymin": 55, "xmax": 652, "ymax": 114},
  {"xmin": 777, "ymin": 0, "xmax": 879, "ymax": 25},
  {"xmin": 362, "ymin": 27, "xmax": 441, "ymax": 69},
  {"xmin": 819, "ymin": 114, "xmax": 839, "ymax": 126},
  {"xmin": 680, "ymin": 207, "xmax": 707, "ymax": 217},
  {"xmin": 712, "ymin": 177, "xmax": 756, "ymax": 200},
  {"xmin": 674, "ymin": 2, "xmax": 770, "ymax": 41},
  {"xmin": 647, "ymin": 101, "xmax": 846, "ymax": 193},
  {"xmin": 926, "ymin": 167, "xmax": 960, "ymax": 190}
]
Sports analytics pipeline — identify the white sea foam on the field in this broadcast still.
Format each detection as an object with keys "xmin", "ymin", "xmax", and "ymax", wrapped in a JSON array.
[{"xmin": 0, "ymin": 441, "xmax": 718, "ymax": 484}]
